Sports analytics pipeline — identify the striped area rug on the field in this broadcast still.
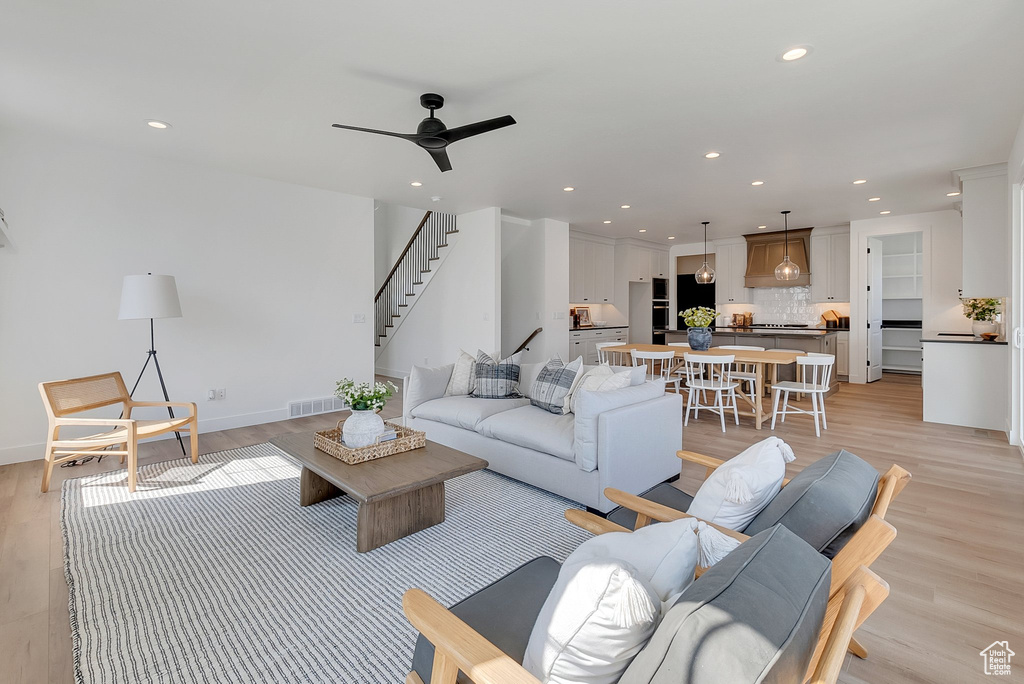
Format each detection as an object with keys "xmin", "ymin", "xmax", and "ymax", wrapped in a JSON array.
[{"xmin": 61, "ymin": 443, "xmax": 590, "ymax": 684}]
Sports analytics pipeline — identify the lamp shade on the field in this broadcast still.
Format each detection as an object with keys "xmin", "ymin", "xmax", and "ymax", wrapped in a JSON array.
[{"xmin": 118, "ymin": 274, "xmax": 182, "ymax": 320}]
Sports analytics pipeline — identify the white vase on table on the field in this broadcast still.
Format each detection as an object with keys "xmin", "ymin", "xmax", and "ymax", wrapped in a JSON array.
[
  {"xmin": 342, "ymin": 409, "xmax": 385, "ymax": 448},
  {"xmin": 971, "ymin": 320, "xmax": 997, "ymax": 337}
]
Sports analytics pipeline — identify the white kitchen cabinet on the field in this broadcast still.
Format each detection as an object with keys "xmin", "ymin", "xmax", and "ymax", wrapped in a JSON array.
[
  {"xmin": 650, "ymin": 249, "xmax": 669, "ymax": 278},
  {"xmin": 836, "ymin": 331, "xmax": 849, "ymax": 377},
  {"xmin": 956, "ymin": 164, "xmax": 1009, "ymax": 297},
  {"xmin": 569, "ymin": 235, "xmax": 616, "ymax": 303},
  {"xmin": 569, "ymin": 327, "xmax": 628, "ymax": 364},
  {"xmin": 811, "ymin": 231, "xmax": 851, "ymax": 303},
  {"xmin": 628, "ymin": 245, "xmax": 651, "ymax": 282},
  {"xmin": 715, "ymin": 242, "xmax": 750, "ymax": 305}
]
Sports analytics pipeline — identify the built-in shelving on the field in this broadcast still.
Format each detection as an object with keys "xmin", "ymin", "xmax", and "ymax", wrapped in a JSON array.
[{"xmin": 879, "ymin": 232, "xmax": 924, "ymax": 374}]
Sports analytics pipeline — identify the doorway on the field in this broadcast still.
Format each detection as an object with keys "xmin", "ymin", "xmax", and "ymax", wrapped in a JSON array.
[{"xmin": 866, "ymin": 232, "xmax": 924, "ymax": 382}]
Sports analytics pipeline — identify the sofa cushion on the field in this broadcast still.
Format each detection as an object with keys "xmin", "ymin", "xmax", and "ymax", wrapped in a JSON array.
[
  {"xmin": 530, "ymin": 356, "xmax": 584, "ymax": 414},
  {"xmin": 411, "ymin": 556, "xmax": 560, "ymax": 684},
  {"xmin": 477, "ymin": 405, "xmax": 575, "ymax": 461},
  {"xmin": 411, "ymin": 396, "xmax": 530, "ymax": 431},
  {"xmin": 472, "ymin": 350, "xmax": 523, "ymax": 398},
  {"xmin": 743, "ymin": 449, "xmax": 879, "ymax": 558},
  {"xmin": 445, "ymin": 350, "xmax": 477, "ymax": 396},
  {"xmin": 607, "ymin": 482, "xmax": 695, "ymax": 530},
  {"xmin": 686, "ymin": 436, "xmax": 795, "ymax": 532},
  {"xmin": 573, "ymin": 380, "xmax": 666, "ymax": 472},
  {"xmin": 619, "ymin": 525, "xmax": 831, "ymax": 684},
  {"xmin": 405, "ymin": 363, "xmax": 454, "ymax": 415}
]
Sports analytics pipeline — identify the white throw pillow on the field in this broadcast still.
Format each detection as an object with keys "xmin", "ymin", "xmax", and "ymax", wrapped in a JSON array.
[
  {"xmin": 523, "ymin": 518, "xmax": 700, "ymax": 684},
  {"xmin": 444, "ymin": 350, "xmax": 476, "ymax": 396},
  {"xmin": 404, "ymin": 364, "xmax": 453, "ymax": 414},
  {"xmin": 686, "ymin": 436, "xmax": 796, "ymax": 532},
  {"xmin": 598, "ymin": 370, "xmax": 633, "ymax": 391},
  {"xmin": 567, "ymin": 365, "xmax": 615, "ymax": 413}
]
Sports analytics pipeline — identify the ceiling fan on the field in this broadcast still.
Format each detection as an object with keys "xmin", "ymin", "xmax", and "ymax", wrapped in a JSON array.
[{"xmin": 331, "ymin": 93, "xmax": 516, "ymax": 172}]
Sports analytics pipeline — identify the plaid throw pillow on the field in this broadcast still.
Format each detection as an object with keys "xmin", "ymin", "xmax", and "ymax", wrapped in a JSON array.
[
  {"xmin": 471, "ymin": 350, "xmax": 523, "ymax": 398},
  {"xmin": 530, "ymin": 356, "xmax": 584, "ymax": 414}
]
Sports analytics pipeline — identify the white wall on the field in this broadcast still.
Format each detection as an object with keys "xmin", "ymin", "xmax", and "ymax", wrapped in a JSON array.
[
  {"xmin": 374, "ymin": 202, "xmax": 429, "ymax": 291},
  {"xmin": 375, "ymin": 207, "xmax": 502, "ymax": 377},
  {"xmin": 848, "ymin": 210, "xmax": 966, "ymax": 384},
  {"xmin": 0, "ymin": 130, "xmax": 375, "ymax": 465},
  {"xmin": 501, "ymin": 216, "xmax": 569, "ymax": 363}
]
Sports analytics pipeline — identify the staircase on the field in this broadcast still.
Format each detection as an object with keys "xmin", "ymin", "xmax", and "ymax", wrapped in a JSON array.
[{"xmin": 375, "ymin": 210, "xmax": 458, "ymax": 350}]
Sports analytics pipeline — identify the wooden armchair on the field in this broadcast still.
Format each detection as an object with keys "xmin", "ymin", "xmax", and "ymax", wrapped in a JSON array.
[
  {"xmin": 566, "ymin": 449, "xmax": 911, "ymax": 661},
  {"xmin": 403, "ymin": 557, "xmax": 888, "ymax": 684},
  {"xmin": 38, "ymin": 371, "xmax": 198, "ymax": 493}
]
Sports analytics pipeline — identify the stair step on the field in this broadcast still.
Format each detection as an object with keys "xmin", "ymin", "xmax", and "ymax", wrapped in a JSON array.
[
  {"xmin": 412, "ymin": 281, "xmax": 423, "ymax": 286},
  {"xmin": 421, "ymin": 269, "xmax": 432, "ymax": 273}
]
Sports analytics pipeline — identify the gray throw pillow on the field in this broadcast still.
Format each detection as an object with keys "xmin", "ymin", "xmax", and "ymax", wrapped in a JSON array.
[
  {"xmin": 530, "ymin": 357, "xmax": 583, "ymax": 414},
  {"xmin": 471, "ymin": 350, "xmax": 523, "ymax": 398}
]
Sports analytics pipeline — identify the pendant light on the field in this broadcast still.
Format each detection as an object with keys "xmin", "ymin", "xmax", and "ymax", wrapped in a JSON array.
[
  {"xmin": 775, "ymin": 210, "xmax": 800, "ymax": 281},
  {"xmin": 695, "ymin": 221, "xmax": 716, "ymax": 284}
]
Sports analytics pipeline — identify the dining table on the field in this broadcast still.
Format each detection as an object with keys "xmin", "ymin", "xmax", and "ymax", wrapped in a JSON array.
[{"xmin": 602, "ymin": 343, "xmax": 807, "ymax": 430}]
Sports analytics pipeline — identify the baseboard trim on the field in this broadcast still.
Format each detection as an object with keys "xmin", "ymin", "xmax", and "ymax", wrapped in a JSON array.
[
  {"xmin": 0, "ymin": 407, "xmax": 292, "ymax": 466},
  {"xmin": 375, "ymin": 366, "xmax": 409, "ymax": 381}
]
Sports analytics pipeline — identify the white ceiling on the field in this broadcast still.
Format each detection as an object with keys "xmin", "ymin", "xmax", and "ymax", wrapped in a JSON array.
[{"xmin": 3, "ymin": 0, "xmax": 1023, "ymax": 243}]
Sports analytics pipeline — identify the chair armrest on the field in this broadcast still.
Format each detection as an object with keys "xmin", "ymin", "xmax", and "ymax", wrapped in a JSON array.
[
  {"xmin": 677, "ymin": 450, "xmax": 725, "ymax": 470},
  {"xmin": 827, "ymin": 515, "xmax": 896, "ymax": 596},
  {"xmin": 53, "ymin": 417, "xmax": 136, "ymax": 429},
  {"xmin": 564, "ymin": 509, "xmax": 630, "ymax": 536},
  {"xmin": 126, "ymin": 401, "xmax": 197, "ymax": 415},
  {"xmin": 806, "ymin": 566, "xmax": 889, "ymax": 683},
  {"xmin": 603, "ymin": 488, "xmax": 750, "ymax": 542},
  {"xmin": 402, "ymin": 589, "xmax": 541, "ymax": 684}
]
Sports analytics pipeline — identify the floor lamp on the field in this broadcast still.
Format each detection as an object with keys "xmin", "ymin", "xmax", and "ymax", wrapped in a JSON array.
[{"xmin": 119, "ymin": 273, "xmax": 186, "ymax": 456}]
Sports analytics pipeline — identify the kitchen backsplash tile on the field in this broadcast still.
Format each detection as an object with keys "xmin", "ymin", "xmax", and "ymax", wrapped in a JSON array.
[{"xmin": 751, "ymin": 286, "xmax": 818, "ymax": 324}]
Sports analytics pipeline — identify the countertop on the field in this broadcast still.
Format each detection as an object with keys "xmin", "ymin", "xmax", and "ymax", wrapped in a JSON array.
[
  {"xmin": 668, "ymin": 327, "xmax": 842, "ymax": 337},
  {"xmin": 570, "ymin": 324, "xmax": 629, "ymax": 331},
  {"xmin": 921, "ymin": 333, "xmax": 1007, "ymax": 345}
]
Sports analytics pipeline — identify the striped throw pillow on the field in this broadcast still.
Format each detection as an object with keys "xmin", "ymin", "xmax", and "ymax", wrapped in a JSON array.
[
  {"xmin": 471, "ymin": 350, "xmax": 523, "ymax": 398},
  {"xmin": 530, "ymin": 356, "xmax": 584, "ymax": 414}
]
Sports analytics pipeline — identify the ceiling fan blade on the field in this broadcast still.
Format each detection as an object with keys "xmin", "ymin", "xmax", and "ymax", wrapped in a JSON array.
[
  {"xmin": 428, "ymin": 148, "xmax": 453, "ymax": 172},
  {"xmin": 439, "ymin": 115, "xmax": 516, "ymax": 144},
  {"xmin": 331, "ymin": 123, "xmax": 420, "ymax": 141}
]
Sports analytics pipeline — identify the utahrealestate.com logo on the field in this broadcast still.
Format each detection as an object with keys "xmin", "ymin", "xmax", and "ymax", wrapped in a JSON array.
[{"xmin": 980, "ymin": 641, "xmax": 1014, "ymax": 676}]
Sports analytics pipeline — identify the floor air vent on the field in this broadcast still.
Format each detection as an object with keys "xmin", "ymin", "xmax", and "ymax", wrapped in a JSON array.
[{"xmin": 288, "ymin": 396, "xmax": 346, "ymax": 419}]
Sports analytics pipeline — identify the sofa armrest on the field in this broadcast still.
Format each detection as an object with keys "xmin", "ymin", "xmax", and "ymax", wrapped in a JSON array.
[
  {"xmin": 402, "ymin": 363, "xmax": 454, "ymax": 424},
  {"xmin": 593, "ymin": 392, "xmax": 683, "ymax": 513}
]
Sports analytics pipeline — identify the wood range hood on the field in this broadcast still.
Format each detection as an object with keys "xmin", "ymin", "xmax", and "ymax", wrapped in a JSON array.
[{"xmin": 743, "ymin": 228, "xmax": 812, "ymax": 287}]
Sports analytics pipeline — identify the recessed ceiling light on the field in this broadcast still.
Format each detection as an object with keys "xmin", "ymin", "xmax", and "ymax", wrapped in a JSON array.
[
  {"xmin": 879, "ymin": 210, "xmax": 891, "ymax": 215},
  {"xmin": 758, "ymin": 225, "xmax": 767, "ymax": 230},
  {"xmin": 146, "ymin": 120, "xmax": 171, "ymax": 129},
  {"xmin": 868, "ymin": 197, "xmax": 881, "ymax": 202},
  {"xmin": 946, "ymin": 191, "xmax": 961, "ymax": 197},
  {"xmin": 410, "ymin": 181, "xmax": 422, "ymax": 187},
  {"xmin": 603, "ymin": 220, "xmax": 612, "ymax": 224},
  {"xmin": 620, "ymin": 204, "xmax": 631, "ymax": 209},
  {"xmin": 780, "ymin": 46, "xmax": 812, "ymax": 62},
  {"xmin": 563, "ymin": 186, "xmax": 575, "ymax": 192},
  {"xmin": 668, "ymin": 236, "xmax": 676, "ymax": 240},
  {"xmin": 853, "ymin": 179, "xmax": 867, "ymax": 185},
  {"xmin": 638, "ymin": 229, "xmax": 647, "ymax": 233},
  {"xmin": 704, "ymin": 152, "xmax": 720, "ymax": 159},
  {"xmin": 751, "ymin": 180, "xmax": 764, "ymax": 186}
]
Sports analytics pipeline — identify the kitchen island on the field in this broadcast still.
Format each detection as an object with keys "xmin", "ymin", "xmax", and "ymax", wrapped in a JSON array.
[{"xmin": 921, "ymin": 333, "xmax": 1008, "ymax": 430}]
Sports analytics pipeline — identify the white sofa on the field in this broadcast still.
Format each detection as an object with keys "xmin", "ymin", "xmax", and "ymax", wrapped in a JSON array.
[{"xmin": 402, "ymin": 363, "xmax": 683, "ymax": 513}]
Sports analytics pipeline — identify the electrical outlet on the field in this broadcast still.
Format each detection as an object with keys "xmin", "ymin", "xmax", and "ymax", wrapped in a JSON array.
[
  {"xmin": 207, "ymin": 390, "xmax": 216, "ymax": 401},
  {"xmin": 353, "ymin": 313, "xmax": 366, "ymax": 324},
  {"xmin": 216, "ymin": 388, "xmax": 226, "ymax": 400}
]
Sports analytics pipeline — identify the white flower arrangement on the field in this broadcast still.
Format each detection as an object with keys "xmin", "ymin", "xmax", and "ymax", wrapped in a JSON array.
[{"xmin": 335, "ymin": 378, "xmax": 398, "ymax": 411}]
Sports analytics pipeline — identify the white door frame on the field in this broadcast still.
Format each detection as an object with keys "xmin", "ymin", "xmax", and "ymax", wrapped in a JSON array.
[
  {"xmin": 849, "ymin": 225, "xmax": 932, "ymax": 384},
  {"xmin": 867, "ymin": 237, "xmax": 884, "ymax": 382},
  {"xmin": 1010, "ymin": 161, "xmax": 1024, "ymax": 450}
]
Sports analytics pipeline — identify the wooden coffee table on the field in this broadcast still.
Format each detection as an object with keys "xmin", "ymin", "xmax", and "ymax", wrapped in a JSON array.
[{"xmin": 270, "ymin": 432, "xmax": 488, "ymax": 552}]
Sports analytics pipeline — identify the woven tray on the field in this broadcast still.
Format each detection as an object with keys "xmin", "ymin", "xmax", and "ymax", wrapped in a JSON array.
[{"xmin": 314, "ymin": 419, "xmax": 426, "ymax": 465}]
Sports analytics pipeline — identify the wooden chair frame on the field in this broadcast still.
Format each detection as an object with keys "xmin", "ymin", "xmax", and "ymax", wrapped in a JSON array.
[
  {"xmin": 565, "ymin": 449, "xmax": 910, "ymax": 660},
  {"xmin": 402, "ymin": 561, "xmax": 888, "ymax": 684},
  {"xmin": 38, "ymin": 371, "xmax": 199, "ymax": 493}
]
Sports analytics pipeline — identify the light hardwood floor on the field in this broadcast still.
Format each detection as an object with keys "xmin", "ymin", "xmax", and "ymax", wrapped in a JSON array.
[{"xmin": 1, "ymin": 375, "xmax": 1021, "ymax": 683}]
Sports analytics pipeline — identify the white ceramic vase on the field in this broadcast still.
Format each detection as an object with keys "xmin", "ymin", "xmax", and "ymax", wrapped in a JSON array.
[
  {"xmin": 971, "ymin": 320, "xmax": 998, "ymax": 337},
  {"xmin": 343, "ymin": 409, "xmax": 385, "ymax": 448}
]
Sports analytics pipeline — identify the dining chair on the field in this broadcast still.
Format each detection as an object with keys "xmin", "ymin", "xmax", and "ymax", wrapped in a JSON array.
[
  {"xmin": 717, "ymin": 345, "xmax": 765, "ymax": 408},
  {"xmin": 631, "ymin": 349, "xmax": 682, "ymax": 392},
  {"xmin": 682, "ymin": 353, "xmax": 739, "ymax": 432},
  {"xmin": 595, "ymin": 341, "xmax": 625, "ymax": 365},
  {"xmin": 771, "ymin": 354, "xmax": 835, "ymax": 437}
]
